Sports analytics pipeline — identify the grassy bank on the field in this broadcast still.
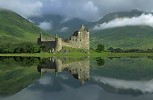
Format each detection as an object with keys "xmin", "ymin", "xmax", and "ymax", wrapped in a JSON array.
[{"xmin": 0, "ymin": 52, "xmax": 153, "ymax": 58}]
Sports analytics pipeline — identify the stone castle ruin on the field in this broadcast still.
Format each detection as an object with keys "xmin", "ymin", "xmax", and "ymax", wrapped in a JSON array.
[{"xmin": 37, "ymin": 25, "xmax": 89, "ymax": 52}]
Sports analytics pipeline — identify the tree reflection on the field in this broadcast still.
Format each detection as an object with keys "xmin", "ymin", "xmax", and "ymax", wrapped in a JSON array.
[{"xmin": 96, "ymin": 57, "xmax": 105, "ymax": 66}]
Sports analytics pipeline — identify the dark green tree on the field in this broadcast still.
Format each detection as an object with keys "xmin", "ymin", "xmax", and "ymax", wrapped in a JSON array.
[{"xmin": 96, "ymin": 44, "xmax": 104, "ymax": 52}]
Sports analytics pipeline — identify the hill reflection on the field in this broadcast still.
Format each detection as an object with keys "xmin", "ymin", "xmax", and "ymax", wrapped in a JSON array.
[{"xmin": 0, "ymin": 56, "xmax": 90, "ymax": 96}]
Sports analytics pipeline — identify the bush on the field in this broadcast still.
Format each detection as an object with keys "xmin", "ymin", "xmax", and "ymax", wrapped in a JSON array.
[{"xmin": 0, "ymin": 43, "xmax": 41, "ymax": 53}]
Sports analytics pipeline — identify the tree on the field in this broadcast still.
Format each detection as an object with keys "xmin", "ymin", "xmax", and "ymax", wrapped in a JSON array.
[{"xmin": 96, "ymin": 44, "xmax": 104, "ymax": 52}]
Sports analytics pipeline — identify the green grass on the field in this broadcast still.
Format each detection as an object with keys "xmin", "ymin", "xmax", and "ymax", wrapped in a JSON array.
[{"xmin": 0, "ymin": 52, "xmax": 153, "ymax": 59}]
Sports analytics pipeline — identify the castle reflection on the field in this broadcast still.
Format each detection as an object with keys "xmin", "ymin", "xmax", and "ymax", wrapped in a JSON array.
[{"xmin": 37, "ymin": 57, "xmax": 90, "ymax": 85}]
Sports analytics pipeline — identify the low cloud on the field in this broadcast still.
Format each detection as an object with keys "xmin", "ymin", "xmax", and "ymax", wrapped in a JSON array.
[
  {"xmin": 60, "ymin": 27, "xmax": 69, "ymax": 32},
  {"xmin": 93, "ymin": 14, "xmax": 153, "ymax": 30},
  {"xmin": 39, "ymin": 21, "xmax": 52, "ymax": 31}
]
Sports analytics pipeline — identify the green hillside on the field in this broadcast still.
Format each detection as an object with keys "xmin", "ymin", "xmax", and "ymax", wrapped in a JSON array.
[
  {"xmin": 0, "ymin": 9, "xmax": 43, "ymax": 45},
  {"xmin": 91, "ymin": 26, "xmax": 153, "ymax": 49}
]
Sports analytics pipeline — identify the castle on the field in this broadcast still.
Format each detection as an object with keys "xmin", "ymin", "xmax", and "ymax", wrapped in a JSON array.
[{"xmin": 37, "ymin": 25, "xmax": 89, "ymax": 52}]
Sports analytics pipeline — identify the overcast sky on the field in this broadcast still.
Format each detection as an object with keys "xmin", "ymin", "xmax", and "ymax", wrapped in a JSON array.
[{"xmin": 0, "ymin": 0, "xmax": 153, "ymax": 21}]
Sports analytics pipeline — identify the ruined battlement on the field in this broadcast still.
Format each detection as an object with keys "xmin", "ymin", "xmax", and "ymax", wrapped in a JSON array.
[{"xmin": 41, "ymin": 37, "xmax": 55, "ymax": 41}]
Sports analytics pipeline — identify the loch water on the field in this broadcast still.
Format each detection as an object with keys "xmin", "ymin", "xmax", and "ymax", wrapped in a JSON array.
[{"xmin": 0, "ymin": 56, "xmax": 153, "ymax": 100}]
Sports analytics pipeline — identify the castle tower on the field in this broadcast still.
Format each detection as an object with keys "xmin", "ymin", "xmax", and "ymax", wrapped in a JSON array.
[
  {"xmin": 55, "ymin": 34, "xmax": 62, "ymax": 51},
  {"xmin": 78, "ymin": 24, "xmax": 90, "ymax": 50}
]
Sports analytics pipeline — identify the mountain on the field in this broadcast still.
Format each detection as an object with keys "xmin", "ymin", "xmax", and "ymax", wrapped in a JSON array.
[
  {"xmin": 90, "ymin": 10, "xmax": 153, "ymax": 49},
  {"xmin": 29, "ymin": 15, "xmax": 93, "ymax": 38},
  {"xmin": 0, "ymin": 9, "xmax": 45, "ymax": 45}
]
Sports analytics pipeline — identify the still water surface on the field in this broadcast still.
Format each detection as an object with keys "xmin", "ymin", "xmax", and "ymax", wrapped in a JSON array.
[{"xmin": 0, "ymin": 57, "xmax": 153, "ymax": 100}]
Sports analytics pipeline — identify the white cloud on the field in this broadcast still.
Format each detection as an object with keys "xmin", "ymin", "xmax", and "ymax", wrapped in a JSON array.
[
  {"xmin": 0, "ymin": 0, "xmax": 43, "ymax": 17},
  {"xmin": 94, "ymin": 76, "xmax": 153, "ymax": 94},
  {"xmin": 39, "ymin": 21, "xmax": 52, "ymax": 31},
  {"xmin": 60, "ymin": 27, "xmax": 69, "ymax": 32},
  {"xmin": 93, "ymin": 14, "xmax": 153, "ymax": 30}
]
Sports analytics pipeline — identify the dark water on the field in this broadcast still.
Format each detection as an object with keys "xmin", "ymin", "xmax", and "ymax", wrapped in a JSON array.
[{"xmin": 1, "ymin": 57, "xmax": 153, "ymax": 100}]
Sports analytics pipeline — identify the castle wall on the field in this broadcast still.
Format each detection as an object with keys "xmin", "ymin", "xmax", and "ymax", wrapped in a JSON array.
[
  {"xmin": 62, "ymin": 31, "xmax": 89, "ymax": 50},
  {"xmin": 39, "ymin": 41, "xmax": 56, "ymax": 51}
]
